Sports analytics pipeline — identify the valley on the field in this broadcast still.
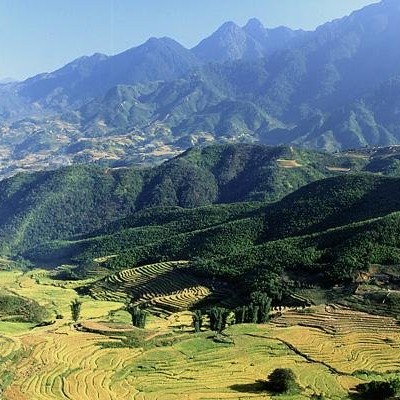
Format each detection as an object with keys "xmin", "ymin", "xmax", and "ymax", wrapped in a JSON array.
[
  {"xmin": 0, "ymin": 143, "xmax": 399, "ymax": 399},
  {"xmin": 2, "ymin": 0, "xmax": 400, "ymax": 398}
]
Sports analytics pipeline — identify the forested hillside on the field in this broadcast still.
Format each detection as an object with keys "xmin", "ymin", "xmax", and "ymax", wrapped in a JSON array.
[
  {"xmin": 0, "ymin": 143, "xmax": 395, "ymax": 300},
  {"xmin": 19, "ymin": 171, "xmax": 400, "ymax": 314},
  {"xmin": 0, "ymin": 144, "xmax": 358, "ymax": 254}
]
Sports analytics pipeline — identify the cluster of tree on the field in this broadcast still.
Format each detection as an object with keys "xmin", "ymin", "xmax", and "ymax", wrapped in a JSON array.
[
  {"xmin": 234, "ymin": 292, "xmax": 271, "ymax": 324},
  {"xmin": 354, "ymin": 379, "xmax": 400, "ymax": 399},
  {"xmin": 192, "ymin": 292, "xmax": 271, "ymax": 334},
  {"xmin": 209, "ymin": 307, "xmax": 231, "ymax": 333},
  {"xmin": 126, "ymin": 304, "xmax": 148, "ymax": 328}
]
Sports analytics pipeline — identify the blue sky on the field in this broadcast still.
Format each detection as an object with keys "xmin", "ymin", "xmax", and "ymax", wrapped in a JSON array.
[{"xmin": 0, "ymin": 0, "xmax": 379, "ymax": 80}]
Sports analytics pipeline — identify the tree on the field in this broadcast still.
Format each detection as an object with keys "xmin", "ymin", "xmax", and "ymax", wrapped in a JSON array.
[
  {"xmin": 234, "ymin": 292, "xmax": 271, "ymax": 325},
  {"xmin": 267, "ymin": 368, "xmax": 299, "ymax": 394},
  {"xmin": 126, "ymin": 304, "xmax": 148, "ymax": 328},
  {"xmin": 250, "ymin": 291, "xmax": 271, "ymax": 323},
  {"xmin": 234, "ymin": 306, "xmax": 247, "ymax": 324},
  {"xmin": 209, "ymin": 307, "xmax": 229, "ymax": 333},
  {"xmin": 354, "ymin": 379, "xmax": 400, "ymax": 399},
  {"xmin": 70, "ymin": 299, "xmax": 82, "ymax": 323},
  {"xmin": 248, "ymin": 303, "xmax": 259, "ymax": 324},
  {"xmin": 192, "ymin": 309, "xmax": 203, "ymax": 332}
]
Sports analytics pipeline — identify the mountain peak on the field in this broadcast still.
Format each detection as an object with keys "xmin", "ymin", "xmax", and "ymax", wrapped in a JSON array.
[
  {"xmin": 244, "ymin": 18, "xmax": 265, "ymax": 32},
  {"xmin": 126, "ymin": 36, "xmax": 190, "ymax": 56},
  {"xmin": 216, "ymin": 21, "xmax": 242, "ymax": 34},
  {"xmin": 243, "ymin": 18, "xmax": 267, "ymax": 42},
  {"xmin": 143, "ymin": 36, "xmax": 177, "ymax": 47}
]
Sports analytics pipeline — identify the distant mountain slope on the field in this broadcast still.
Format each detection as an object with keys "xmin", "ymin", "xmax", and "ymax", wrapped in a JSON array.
[
  {"xmin": 19, "ymin": 38, "xmax": 201, "ymax": 110},
  {"xmin": 74, "ymin": 0, "xmax": 400, "ymax": 152},
  {"xmin": 192, "ymin": 19, "xmax": 303, "ymax": 63},
  {"xmin": 265, "ymin": 75, "xmax": 400, "ymax": 151},
  {"xmin": 14, "ymin": 19, "xmax": 301, "ymax": 112},
  {"xmin": 1, "ymin": 0, "xmax": 400, "ymax": 175}
]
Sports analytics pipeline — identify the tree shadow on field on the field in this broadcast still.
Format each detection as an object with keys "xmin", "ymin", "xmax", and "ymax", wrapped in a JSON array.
[{"xmin": 230, "ymin": 380, "xmax": 266, "ymax": 393}]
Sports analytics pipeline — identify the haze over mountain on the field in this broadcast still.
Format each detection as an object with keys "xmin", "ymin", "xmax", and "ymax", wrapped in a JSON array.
[
  {"xmin": 0, "ymin": 0, "xmax": 400, "ymax": 178},
  {"xmin": 0, "ymin": 78, "xmax": 17, "ymax": 84}
]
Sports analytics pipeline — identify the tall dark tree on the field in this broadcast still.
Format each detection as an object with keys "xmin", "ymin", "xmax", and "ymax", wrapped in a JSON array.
[
  {"xmin": 209, "ymin": 307, "xmax": 229, "ymax": 333},
  {"xmin": 248, "ymin": 303, "xmax": 259, "ymax": 324},
  {"xmin": 126, "ymin": 304, "xmax": 148, "ymax": 328},
  {"xmin": 234, "ymin": 306, "xmax": 247, "ymax": 324},
  {"xmin": 192, "ymin": 309, "xmax": 203, "ymax": 332},
  {"xmin": 250, "ymin": 291, "xmax": 272, "ymax": 323},
  {"xmin": 70, "ymin": 299, "xmax": 82, "ymax": 323}
]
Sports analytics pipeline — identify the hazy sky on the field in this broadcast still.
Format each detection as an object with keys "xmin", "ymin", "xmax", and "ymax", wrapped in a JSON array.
[{"xmin": 0, "ymin": 0, "xmax": 380, "ymax": 80}]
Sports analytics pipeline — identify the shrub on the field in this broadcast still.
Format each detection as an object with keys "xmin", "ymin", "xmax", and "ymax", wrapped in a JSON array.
[
  {"xmin": 354, "ymin": 379, "xmax": 400, "ymax": 399},
  {"xmin": 267, "ymin": 368, "xmax": 300, "ymax": 394}
]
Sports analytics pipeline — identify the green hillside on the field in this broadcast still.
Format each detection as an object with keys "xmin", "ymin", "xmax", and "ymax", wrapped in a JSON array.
[
  {"xmin": 1, "ymin": 143, "xmax": 400, "ymax": 313},
  {"xmin": 26, "ymin": 174, "xmax": 400, "ymax": 287},
  {"xmin": 0, "ymin": 144, "xmax": 361, "ymax": 254}
]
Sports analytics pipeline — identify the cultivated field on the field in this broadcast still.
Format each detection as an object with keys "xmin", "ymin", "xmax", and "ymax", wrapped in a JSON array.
[
  {"xmin": 0, "ymin": 270, "xmax": 399, "ymax": 399},
  {"xmin": 276, "ymin": 159, "xmax": 302, "ymax": 168},
  {"xmin": 272, "ymin": 305, "xmax": 400, "ymax": 374},
  {"xmin": 89, "ymin": 261, "xmax": 225, "ymax": 314}
]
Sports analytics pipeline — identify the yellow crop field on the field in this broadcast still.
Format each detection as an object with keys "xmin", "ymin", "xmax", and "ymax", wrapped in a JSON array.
[
  {"xmin": 276, "ymin": 159, "xmax": 303, "ymax": 168},
  {"xmin": 272, "ymin": 305, "xmax": 400, "ymax": 373},
  {"xmin": 90, "ymin": 261, "xmax": 217, "ymax": 314},
  {"xmin": 2, "ymin": 323, "xmax": 359, "ymax": 400},
  {"xmin": 0, "ymin": 271, "xmax": 399, "ymax": 399}
]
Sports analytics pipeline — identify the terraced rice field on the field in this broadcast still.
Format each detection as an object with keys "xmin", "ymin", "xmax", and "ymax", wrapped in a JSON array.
[
  {"xmin": 89, "ymin": 261, "xmax": 222, "ymax": 314},
  {"xmin": 1, "ymin": 270, "xmax": 399, "ymax": 399},
  {"xmin": 272, "ymin": 305, "xmax": 400, "ymax": 374},
  {"xmin": 4, "ymin": 325, "xmax": 144, "ymax": 400},
  {"xmin": 2, "ymin": 323, "xmax": 358, "ymax": 400}
]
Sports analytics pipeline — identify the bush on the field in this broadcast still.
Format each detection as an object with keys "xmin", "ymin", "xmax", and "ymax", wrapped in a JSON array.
[
  {"xmin": 267, "ymin": 368, "xmax": 300, "ymax": 394},
  {"xmin": 354, "ymin": 379, "xmax": 400, "ymax": 399}
]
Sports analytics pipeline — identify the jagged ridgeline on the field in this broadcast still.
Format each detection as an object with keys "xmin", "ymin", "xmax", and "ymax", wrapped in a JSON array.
[{"xmin": 1, "ymin": 0, "xmax": 400, "ymax": 182}]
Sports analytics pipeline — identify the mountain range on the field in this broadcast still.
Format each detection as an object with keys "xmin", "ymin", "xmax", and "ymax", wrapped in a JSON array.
[{"xmin": 1, "ymin": 0, "xmax": 400, "ymax": 178}]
